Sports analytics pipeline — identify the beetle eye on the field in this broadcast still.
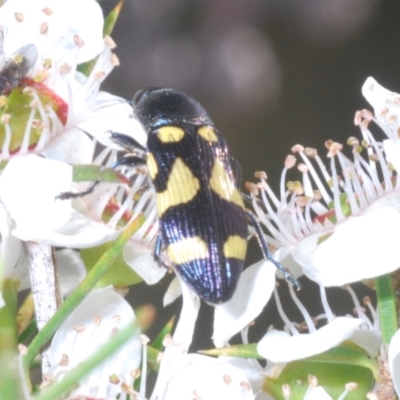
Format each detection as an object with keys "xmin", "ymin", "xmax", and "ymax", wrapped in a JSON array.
[
  {"xmin": 132, "ymin": 87, "xmax": 164, "ymax": 106},
  {"xmin": 132, "ymin": 89, "xmax": 148, "ymax": 105}
]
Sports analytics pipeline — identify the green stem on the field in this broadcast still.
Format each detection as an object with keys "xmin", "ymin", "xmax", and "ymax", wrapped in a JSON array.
[
  {"xmin": 0, "ymin": 280, "xmax": 21, "ymax": 400},
  {"xmin": 33, "ymin": 322, "xmax": 138, "ymax": 400},
  {"xmin": 24, "ymin": 219, "xmax": 140, "ymax": 367},
  {"xmin": 375, "ymin": 274, "xmax": 397, "ymax": 344}
]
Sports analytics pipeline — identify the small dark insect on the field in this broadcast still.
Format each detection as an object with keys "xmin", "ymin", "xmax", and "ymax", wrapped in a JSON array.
[{"xmin": 0, "ymin": 43, "xmax": 38, "ymax": 96}]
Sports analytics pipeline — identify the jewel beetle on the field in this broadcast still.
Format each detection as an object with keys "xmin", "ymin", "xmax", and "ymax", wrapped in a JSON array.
[
  {"xmin": 58, "ymin": 88, "xmax": 300, "ymax": 304},
  {"xmin": 113, "ymin": 88, "xmax": 300, "ymax": 304}
]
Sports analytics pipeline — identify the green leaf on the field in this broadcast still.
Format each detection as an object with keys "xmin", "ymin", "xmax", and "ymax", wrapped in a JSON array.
[
  {"xmin": 0, "ymin": 280, "xmax": 21, "ymax": 400},
  {"xmin": 77, "ymin": 0, "xmax": 124, "ymax": 76},
  {"xmin": 147, "ymin": 345, "xmax": 161, "ymax": 373},
  {"xmin": 201, "ymin": 343, "xmax": 377, "ymax": 399},
  {"xmin": 303, "ymin": 344, "xmax": 379, "ymax": 379},
  {"xmin": 263, "ymin": 358, "xmax": 373, "ymax": 400},
  {"xmin": 151, "ymin": 316, "xmax": 175, "ymax": 351},
  {"xmin": 18, "ymin": 319, "xmax": 37, "ymax": 345},
  {"xmin": 81, "ymin": 242, "xmax": 142, "ymax": 288},
  {"xmin": 375, "ymin": 274, "xmax": 397, "ymax": 344},
  {"xmin": 103, "ymin": 0, "xmax": 124, "ymax": 37},
  {"xmin": 200, "ymin": 343, "xmax": 263, "ymax": 359},
  {"xmin": 72, "ymin": 164, "xmax": 129, "ymax": 184}
]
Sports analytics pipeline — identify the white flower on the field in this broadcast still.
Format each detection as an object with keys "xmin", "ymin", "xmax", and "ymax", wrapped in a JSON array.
[
  {"xmin": 389, "ymin": 329, "xmax": 400, "ymax": 397},
  {"xmin": 49, "ymin": 287, "xmax": 141, "ymax": 399},
  {"xmin": 0, "ymin": 0, "xmax": 104, "ymax": 65},
  {"xmin": 0, "ymin": 200, "xmax": 28, "ymax": 307},
  {"xmin": 162, "ymin": 259, "xmax": 277, "ymax": 351},
  {"xmin": 250, "ymin": 130, "xmax": 400, "ymax": 286},
  {"xmin": 255, "ymin": 284, "xmax": 379, "ymax": 363},
  {"xmin": 361, "ymin": 77, "xmax": 400, "ymax": 173},
  {"xmin": 0, "ymin": 0, "xmax": 145, "ymax": 164},
  {"xmin": 0, "ymin": 152, "xmax": 166, "ymax": 285},
  {"xmin": 55, "ymin": 249, "xmax": 86, "ymax": 297},
  {"xmin": 213, "ymin": 260, "xmax": 276, "ymax": 347},
  {"xmin": 162, "ymin": 354, "xmax": 254, "ymax": 400},
  {"xmin": 0, "ymin": 155, "xmax": 73, "ymax": 240}
]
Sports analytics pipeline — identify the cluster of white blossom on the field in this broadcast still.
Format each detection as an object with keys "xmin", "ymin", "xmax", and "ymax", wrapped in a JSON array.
[{"xmin": 0, "ymin": 0, "xmax": 400, "ymax": 399}]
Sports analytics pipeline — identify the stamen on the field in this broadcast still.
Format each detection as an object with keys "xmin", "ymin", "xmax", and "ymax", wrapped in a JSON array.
[
  {"xmin": 338, "ymin": 382, "xmax": 358, "ymax": 400},
  {"xmin": 14, "ymin": 12, "xmax": 24, "ymax": 22},
  {"xmin": 110, "ymin": 54, "xmax": 120, "ymax": 66},
  {"xmin": 363, "ymin": 296, "xmax": 378, "ymax": 330},
  {"xmin": 256, "ymin": 189, "xmax": 294, "ymax": 245},
  {"xmin": 40, "ymin": 22, "xmax": 48, "ymax": 34},
  {"xmin": 343, "ymin": 286, "xmax": 372, "ymax": 329},
  {"xmin": 329, "ymin": 157, "xmax": 346, "ymax": 223},
  {"xmin": 1, "ymin": 115, "xmax": 11, "ymax": 159},
  {"xmin": 335, "ymin": 153, "xmax": 362, "ymax": 215},
  {"xmin": 273, "ymin": 288, "xmax": 299, "ymax": 336},
  {"xmin": 240, "ymin": 325, "xmax": 250, "ymax": 345},
  {"xmin": 288, "ymin": 284, "xmax": 315, "ymax": 333},
  {"xmin": 319, "ymin": 285, "xmax": 334, "ymax": 322},
  {"xmin": 287, "ymin": 193, "xmax": 305, "ymax": 239},
  {"xmin": 73, "ymin": 34, "xmax": 85, "ymax": 47},
  {"xmin": 59, "ymin": 63, "xmax": 72, "ymax": 74},
  {"xmin": 308, "ymin": 374, "xmax": 318, "ymax": 388},
  {"xmin": 364, "ymin": 130, "xmax": 393, "ymax": 192},
  {"xmin": 139, "ymin": 337, "xmax": 148, "ymax": 396},
  {"xmin": 20, "ymin": 108, "xmax": 37, "ymax": 154},
  {"xmin": 104, "ymin": 35, "xmax": 117, "ymax": 49},
  {"xmin": 282, "ymin": 383, "xmax": 292, "ymax": 399},
  {"xmin": 42, "ymin": 7, "xmax": 53, "ymax": 15},
  {"xmin": 297, "ymin": 150, "xmax": 333, "ymax": 205}
]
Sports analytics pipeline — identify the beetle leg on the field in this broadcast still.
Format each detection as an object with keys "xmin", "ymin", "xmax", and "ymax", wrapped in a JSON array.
[
  {"xmin": 56, "ymin": 180, "xmax": 101, "ymax": 200},
  {"xmin": 109, "ymin": 130, "xmax": 147, "ymax": 152},
  {"xmin": 230, "ymin": 156, "xmax": 242, "ymax": 189},
  {"xmin": 56, "ymin": 154, "xmax": 146, "ymax": 200},
  {"xmin": 246, "ymin": 210, "xmax": 301, "ymax": 290},
  {"xmin": 152, "ymin": 234, "xmax": 171, "ymax": 270}
]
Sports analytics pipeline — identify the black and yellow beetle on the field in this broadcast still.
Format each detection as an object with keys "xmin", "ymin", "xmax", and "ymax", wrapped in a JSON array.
[
  {"xmin": 58, "ymin": 88, "xmax": 300, "ymax": 303},
  {"xmin": 110, "ymin": 88, "xmax": 300, "ymax": 304}
]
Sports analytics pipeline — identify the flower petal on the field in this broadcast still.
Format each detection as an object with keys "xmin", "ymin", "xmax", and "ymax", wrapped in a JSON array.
[
  {"xmin": 163, "ymin": 276, "xmax": 182, "ymax": 306},
  {"xmin": 77, "ymin": 92, "xmax": 147, "ymax": 150},
  {"xmin": 383, "ymin": 139, "xmax": 400, "ymax": 173},
  {"xmin": 362, "ymin": 77, "xmax": 400, "ymax": 121},
  {"xmin": 0, "ymin": 155, "xmax": 73, "ymax": 241},
  {"xmin": 163, "ymin": 354, "xmax": 254, "ymax": 400},
  {"xmin": 56, "ymin": 249, "xmax": 86, "ymax": 297},
  {"xmin": 123, "ymin": 241, "xmax": 166, "ymax": 285},
  {"xmin": 389, "ymin": 328, "xmax": 400, "ymax": 397},
  {"xmin": 213, "ymin": 260, "xmax": 276, "ymax": 348},
  {"xmin": 257, "ymin": 317, "xmax": 364, "ymax": 363},
  {"xmin": 0, "ymin": 0, "xmax": 104, "ymax": 64},
  {"xmin": 35, "ymin": 208, "xmax": 120, "ymax": 248},
  {"xmin": 304, "ymin": 386, "xmax": 333, "ymax": 400},
  {"xmin": 49, "ymin": 287, "xmax": 141, "ymax": 399},
  {"xmin": 41, "ymin": 127, "xmax": 94, "ymax": 164},
  {"xmin": 349, "ymin": 329, "xmax": 382, "ymax": 357},
  {"xmin": 299, "ymin": 207, "xmax": 400, "ymax": 286}
]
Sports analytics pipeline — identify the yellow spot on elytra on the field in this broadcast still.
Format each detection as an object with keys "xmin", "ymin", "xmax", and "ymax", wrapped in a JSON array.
[
  {"xmin": 157, "ymin": 126, "xmax": 185, "ymax": 143},
  {"xmin": 198, "ymin": 126, "xmax": 218, "ymax": 142},
  {"xmin": 209, "ymin": 160, "xmax": 245, "ymax": 209},
  {"xmin": 167, "ymin": 237, "xmax": 209, "ymax": 265},
  {"xmin": 146, "ymin": 152, "xmax": 158, "ymax": 180},
  {"xmin": 223, "ymin": 235, "xmax": 247, "ymax": 259},
  {"xmin": 157, "ymin": 157, "xmax": 200, "ymax": 216}
]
